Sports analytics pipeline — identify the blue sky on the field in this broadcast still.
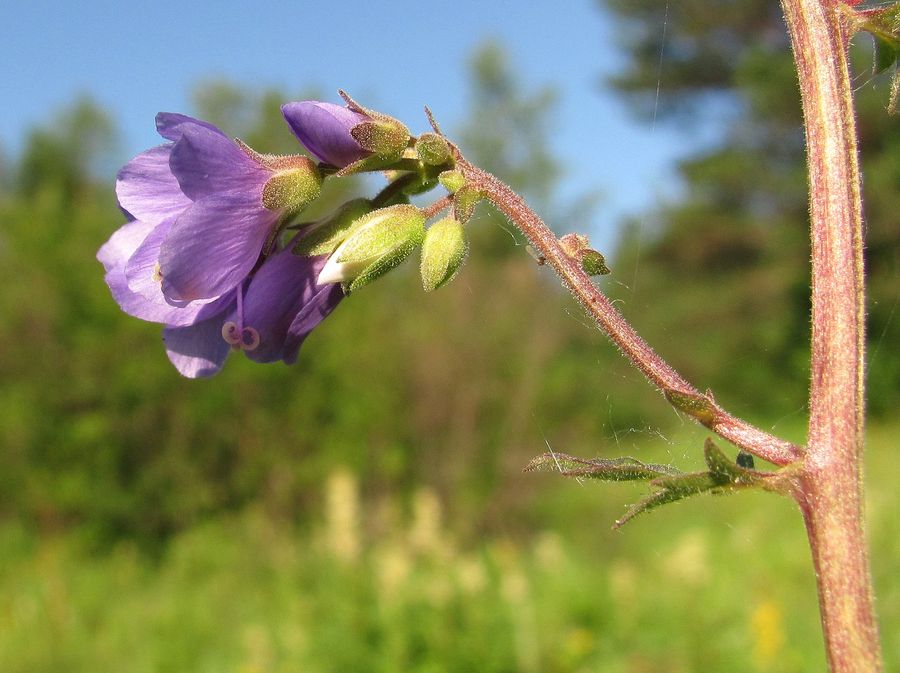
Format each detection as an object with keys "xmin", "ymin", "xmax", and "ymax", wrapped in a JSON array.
[{"xmin": 0, "ymin": 0, "xmax": 699, "ymax": 250}]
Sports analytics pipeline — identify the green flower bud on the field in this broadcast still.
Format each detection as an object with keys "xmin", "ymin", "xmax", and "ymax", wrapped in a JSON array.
[
  {"xmin": 438, "ymin": 169, "xmax": 466, "ymax": 194},
  {"xmin": 350, "ymin": 119, "xmax": 410, "ymax": 160},
  {"xmin": 292, "ymin": 199, "xmax": 373, "ymax": 257},
  {"xmin": 420, "ymin": 218, "xmax": 469, "ymax": 291},
  {"xmin": 318, "ymin": 204, "xmax": 426, "ymax": 289},
  {"xmin": 415, "ymin": 133, "xmax": 451, "ymax": 166},
  {"xmin": 261, "ymin": 156, "xmax": 322, "ymax": 213}
]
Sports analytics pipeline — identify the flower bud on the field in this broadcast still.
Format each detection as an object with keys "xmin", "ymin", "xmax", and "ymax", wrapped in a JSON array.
[
  {"xmin": 438, "ymin": 169, "xmax": 466, "ymax": 194},
  {"xmin": 415, "ymin": 133, "xmax": 451, "ymax": 166},
  {"xmin": 261, "ymin": 156, "xmax": 322, "ymax": 213},
  {"xmin": 292, "ymin": 199, "xmax": 374, "ymax": 257},
  {"xmin": 318, "ymin": 204, "xmax": 425, "ymax": 289},
  {"xmin": 420, "ymin": 218, "xmax": 468, "ymax": 291},
  {"xmin": 350, "ymin": 119, "xmax": 410, "ymax": 160}
]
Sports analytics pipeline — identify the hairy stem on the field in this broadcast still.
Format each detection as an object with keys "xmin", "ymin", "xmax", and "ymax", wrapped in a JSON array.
[
  {"xmin": 456, "ymin": 157, "xmax": 802, "ymax": 466},
  {"xmin": 780, "ymin": 0, "xmax": 881, "ymax": 670}
]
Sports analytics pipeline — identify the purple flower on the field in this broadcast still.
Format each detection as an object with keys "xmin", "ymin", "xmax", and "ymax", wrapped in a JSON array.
[
  {"xmin": 115, "ymin": 113, "xmax": 321, "ymax": 304},
  {"xmin": 100, "ymin": 112, "xmax": 336, "ymax": 378},
  {"xmin": 163, "ymin": 249, "xmax": 343, "ymax": 378},
  {"xmin": 99, "ymin": 222, "xmax": 343, "ymax": 378},
  {"xmin": 282, "ymin": 101, "xmax": 371, "ymax": 168}
]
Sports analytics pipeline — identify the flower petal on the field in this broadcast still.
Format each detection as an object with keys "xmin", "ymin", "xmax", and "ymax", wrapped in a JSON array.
[
  {"xmin": 240, "ymin": 252, "xmax": 335, "ymax": 363},
  {"xmin": 115, "ymin": 145, "xmax": 191, "ymax": 225},
  {"xmin": 155, "ymin": 112, "xmax": 225, "ymax": 142},
  {"xmin": 282, "ymin": 101, "xmax": 370, "ymax": 168},
  {"xmin": 159, "ymin": 192, "xmax": 279, "ymax": 302},
  {"xmin": 282, "ymin": 282, "xmax": 344, "ymax": 364},
  {"xmin": 163, "ymin": 312, "xmax": 232, "ymax": 378},
  {"xmin": 98, "ymin": 220, "xmax": 224, "ymax": 325},
  {"xmin": 168, "ymin": 123, "xmax": 269, "ymax": 200}
]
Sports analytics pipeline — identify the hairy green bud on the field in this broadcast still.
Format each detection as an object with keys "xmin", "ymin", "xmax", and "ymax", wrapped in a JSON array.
[
  {"xmin": 415, "ymin": 133, "xmax": 451, "ymax": 166},
  {"xmin": 420, "ymin": 218, "xmax": 468, "ymax": 291},
  {"xmin": 318, "ymin": 204, "xmax": 425, "ymax": 287},
  {"xmin": 350, "ymin": 119, "xmax": 410, "ymax": 160},
  {"xmin": 438, "ymin": 169, "xmax": 466, "ymax": 194}
]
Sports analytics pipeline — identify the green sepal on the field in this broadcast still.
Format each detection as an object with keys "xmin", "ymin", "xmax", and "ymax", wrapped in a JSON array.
[
  {"xmin": 664, "ymin": 389, "xmax": 717, "ymax": 424},
  {"xmin": 524, "ymin": 453, "xmax": 681, "ymax": 481},
  {"xmin": 453, "ymin": 186, "xmax": 485, "ymax": 224},
  {"xmin": 439, "ymin": 169, "xmax": 466, "ymax": 194},
  {"xmin": 337, "ymin": 204, "xmax": 425, "ymax": 265},
  {"xmin": 420, "ymin": 218, "xmax": 469, "ymax": 291},
  {"xmin": 292, "ymin": 199, "xmax": 373, "ymax": 256},
  {"xmin": 415, "ymin": 133, "xmax": 452, "ymax": 166},
  {"xmin": 348, "ymin": 236, "xmax": 422, "ymax": 291},
  {"xmin": 261, "ymin": 158, "xmax": 322, "ymax": 213}
]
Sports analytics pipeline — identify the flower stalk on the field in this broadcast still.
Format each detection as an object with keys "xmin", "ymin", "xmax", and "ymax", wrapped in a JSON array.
[{"xmin": 456, "ymin": 156, "xmax": 802, "ymax": 467}]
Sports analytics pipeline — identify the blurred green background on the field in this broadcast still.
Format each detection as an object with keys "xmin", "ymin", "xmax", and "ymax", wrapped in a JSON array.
[{"xmin": 1, "ymin": 2, "xmax": 899, "ymax": 672}]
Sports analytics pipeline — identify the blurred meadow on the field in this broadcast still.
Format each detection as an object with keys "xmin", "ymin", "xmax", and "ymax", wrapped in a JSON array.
[{"xmin": 1, "ymin": 2, "xmax": 899, "ymax": 672}]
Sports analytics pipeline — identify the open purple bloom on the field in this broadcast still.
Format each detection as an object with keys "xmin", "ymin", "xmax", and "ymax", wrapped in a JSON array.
[
  {"xmin": 100, "ymin": 110, "xmax": 335, "ymax": 378},
  {"xmin": 162, "ymin": 248, "xmax": 343, "ymax": 378},
  {"xmin": 282, "ymin": 101, "xmax": 371, "ymax": 168},
  {"xmin": 114, "ymin": 113, "xmax": 320, "ymax": 305}
]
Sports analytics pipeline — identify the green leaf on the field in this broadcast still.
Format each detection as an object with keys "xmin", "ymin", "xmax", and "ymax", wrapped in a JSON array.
[
  {"xmin": 703, "ymin": 438, "xmax": 762, "ymax": 486},
  {"xmin": 526, "ymin": 438, "xmax": 775, "ymax": 529},
  {"xmin": 857, "ymin": 4, "xmax": 900, "ymax": 73},
  {"xmin": 524, "ymin": 453, "xmax": 681, "ymax": 481},
  {"xmin": 581, "ymin": 249, "xmax": 610, "ymax": 276},
  {"xmin": 615, "ymin": 470, "xmax": 731, "ymax": 529}
]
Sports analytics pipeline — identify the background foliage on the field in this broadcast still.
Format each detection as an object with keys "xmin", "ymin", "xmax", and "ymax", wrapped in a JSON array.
[{"xmin": 0, "ymin": 1, "xmax": 898, "ymax": 669}]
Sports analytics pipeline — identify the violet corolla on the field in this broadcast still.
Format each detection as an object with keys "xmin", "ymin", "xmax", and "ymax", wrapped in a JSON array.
[
  {"xmin": 99, "ymin": 223, "xmax": 342, "ymax": 378},
  {"xmin": 99, "ymin": 112, "xmax": 337, "ymax": 378},
  {"xmin": 117, "ymin": 112, "xmax": 322, "ymax": 305}
]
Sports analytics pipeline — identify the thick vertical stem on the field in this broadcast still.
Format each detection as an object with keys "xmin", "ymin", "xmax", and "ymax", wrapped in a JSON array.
[{"xmin": 780, "ymin": 0, "xmax": 881, "ymax": 670}]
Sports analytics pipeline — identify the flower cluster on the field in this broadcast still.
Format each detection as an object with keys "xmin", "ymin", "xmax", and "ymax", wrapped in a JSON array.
[{"xmin": 99, "ymin": 96, "xmax": 466, "ymax": 378}]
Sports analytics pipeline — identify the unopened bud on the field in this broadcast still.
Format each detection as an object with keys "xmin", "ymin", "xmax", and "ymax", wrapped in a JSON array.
[
  {"xmin": 350, "ymin": 119, "xmax": 410, "ymax": 160},
  {"xmin": 439, "ymin": 169, "xmax": 466, "ymax": 194},
  {"xmin": 318, "ymin": 204, "xmax": 425, "ymax": 289},
  {"xmin": 415, "ymin": 133, "xmax": 451, "ymax": 166},
  {"xmin": 261, "ymin": 157, "xmax": 322, "ymax": 213},
  {"xmin": 420, "ymin": 218, "xmax": 468, "ymax": 291},
  {"xmin": 293, "ymin": 199, "xmax": 373, "ymax": 256}
]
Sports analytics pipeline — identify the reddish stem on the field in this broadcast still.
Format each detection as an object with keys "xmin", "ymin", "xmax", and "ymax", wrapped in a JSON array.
[{"xmin": 780, "ymin": 0, "xmax": 882, "ymax": 670}]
